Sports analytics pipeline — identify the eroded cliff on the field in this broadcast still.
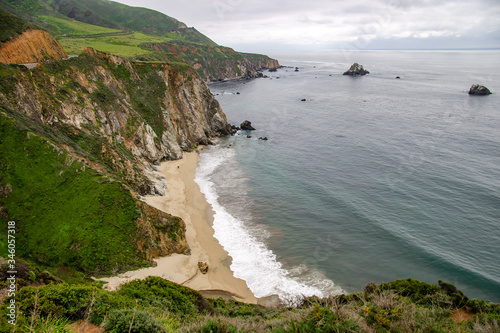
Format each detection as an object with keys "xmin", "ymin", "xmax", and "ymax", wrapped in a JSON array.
[
  {"xmin": 1, "ymin": 47, "xmax": 230, "ymax": 195},
  {"xmin": 0, "ymin": 29, "xmax": 68, "ymax": 64},
  {"xmin": 142, "ymin": 43, "xmax": 280, "ymax": 81},
  {"xmin": 0, "ymin": 47, "xmax": 231, "ymax": 276}
]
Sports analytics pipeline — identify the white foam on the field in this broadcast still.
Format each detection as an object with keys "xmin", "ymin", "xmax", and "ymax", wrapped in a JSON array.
[{"xmin": 195, "ymin": 145, "xmax": 343, "ymax": 305}]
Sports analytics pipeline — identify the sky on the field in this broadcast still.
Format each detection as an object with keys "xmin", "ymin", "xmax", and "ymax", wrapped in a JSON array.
[{"xmin": 113, "ymin": 0, "xmax": 500, "ymax": 53}]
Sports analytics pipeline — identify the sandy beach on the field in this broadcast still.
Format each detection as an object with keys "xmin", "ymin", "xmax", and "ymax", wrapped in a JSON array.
[{"xmin": 97, "ymin": 151, "xmax": 257, "ymax": 304}]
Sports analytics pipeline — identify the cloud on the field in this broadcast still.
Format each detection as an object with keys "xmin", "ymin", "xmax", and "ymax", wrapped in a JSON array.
[{"xmin": 112, "ymin": 0, "xmax": 500, "ymax": 51}]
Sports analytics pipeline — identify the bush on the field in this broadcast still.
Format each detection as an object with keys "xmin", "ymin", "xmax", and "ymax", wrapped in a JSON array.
[
  {"xmin": 379, "ymin": 278, "xmax": 450, "ymax": 307},
  {"xmin": 199, "ymin": 318, "xmax": 239, "ymax": 333},
  {"xmin": 17, "ymin": 284, "xmax": 134, "ymax": 325},
  {"xmin": 104, "ymin": 309, "xmax": 165, "ymax": 333},
  {"xmin": 118, "ymin": 276, "xmax": 212, "ymax": 316}
]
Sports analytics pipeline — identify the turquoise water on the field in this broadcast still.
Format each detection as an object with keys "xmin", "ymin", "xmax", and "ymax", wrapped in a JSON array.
[{"xmin": 197, "ymin": 50, "xmax": 500, "ymax": 304}]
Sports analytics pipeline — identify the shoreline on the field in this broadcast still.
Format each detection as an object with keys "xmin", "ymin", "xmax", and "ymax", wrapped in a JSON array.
[{"xmin": 97, "ymin": 150, "xmax": 257, "ymax": 304}]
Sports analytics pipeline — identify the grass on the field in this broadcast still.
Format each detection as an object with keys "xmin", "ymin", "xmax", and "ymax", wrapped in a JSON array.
[
  {"xmin": 38, "ymin": 15, "xmax": 121, "ymax": 37},
  {"xmin": 0, "ymin": 8, "xmax": 39, "ymax": 44},
  {"xmin": 0, "ymin": 114, "xmax": 147, "ymax": 275},
  {"xmin": 58, "ymin": 32, "xmax": 173, "ymax": 56}
]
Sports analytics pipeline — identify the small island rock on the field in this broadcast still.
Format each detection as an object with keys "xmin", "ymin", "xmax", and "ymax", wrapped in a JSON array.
[
  {"xmin": 468, "ymin": 84, "xmax": 492, "ymax": 95},
  {"xmin": 240, "ymin": 120, "xmax": 256, "ymax": 130},
  {"xmin": 343, "ymin": 63, "xmax": 370, "ymax": 76}
]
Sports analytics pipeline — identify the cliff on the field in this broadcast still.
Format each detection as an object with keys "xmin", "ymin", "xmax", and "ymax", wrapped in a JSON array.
[
  {"xmin": 0, "ymin": 47, "xmax": 230, "ymax": 194},
  {"xmin": 0, "ymin": 29, "xmax": 68, "ymax": 64},
  {"xmin": 0, "ymin": 47, "xmax": 230, "ymax": 276},
  {"xmin": 141, "ymin": 43, "xmax": 280, "ymax": 81}
]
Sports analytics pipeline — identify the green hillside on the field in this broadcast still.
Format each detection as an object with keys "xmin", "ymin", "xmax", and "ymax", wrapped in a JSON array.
[
  {"xmin": 0, "ymin": 0, "xmax": 278, "ymax": 80},
  {"xmin": 0, "ymin": 8, "xmax": 39, "ymax": 45}
]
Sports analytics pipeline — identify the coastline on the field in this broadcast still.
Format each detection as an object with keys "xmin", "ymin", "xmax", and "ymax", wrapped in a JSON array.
[{"xmin": 97, "ymin": 150, "xmax": 257, "ymax": 304}]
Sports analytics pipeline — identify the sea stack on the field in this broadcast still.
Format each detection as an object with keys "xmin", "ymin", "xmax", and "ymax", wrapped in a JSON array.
[
  {"xmin": 468, "ymin": 84, "xmax": 492, "ymax": 95},
  {"xmin": 240, "ymin": 120, "xmax": 256, "ymax": 130},
  {"xmin": 343, "ymin": 63, "xmax": 370, "ymax": 76}
]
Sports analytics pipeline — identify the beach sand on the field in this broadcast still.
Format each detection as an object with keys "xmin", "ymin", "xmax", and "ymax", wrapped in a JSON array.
[{"xmin": 97, "ymin": 151, "xmax": 257, "ymax": 304}]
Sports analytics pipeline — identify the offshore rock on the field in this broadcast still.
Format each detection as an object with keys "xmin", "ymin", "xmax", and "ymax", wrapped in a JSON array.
[
  {"xmin": 240, "ymin": 120, "xmax": 256, "ymax": 130},
  {"xmin": 468, "ymin": 84, "xmax": 492, "ymax": 95},
  {"xmin": 343, "ymin": 63, "xmax": 370, "ymax": 76}
]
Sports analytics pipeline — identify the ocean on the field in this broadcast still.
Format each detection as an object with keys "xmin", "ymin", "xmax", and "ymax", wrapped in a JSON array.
[{"xmin": 195, "ymin": 50, "xmax": 500, "ymax": 305}]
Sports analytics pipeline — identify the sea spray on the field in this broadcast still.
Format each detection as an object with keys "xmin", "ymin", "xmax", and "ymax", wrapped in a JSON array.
[{"xmin": 195, "ymin": 142, "xmax": 342, "ymax": 305}]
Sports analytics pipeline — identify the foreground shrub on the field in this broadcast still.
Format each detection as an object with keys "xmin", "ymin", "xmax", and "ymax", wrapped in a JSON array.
[
  {"xmin": 104, "ymin": 309, "xmax": 165, "ymax": 333},
  {"xmin": 118, "ymin": 276, "xmax": 212, "ymax": 316}
]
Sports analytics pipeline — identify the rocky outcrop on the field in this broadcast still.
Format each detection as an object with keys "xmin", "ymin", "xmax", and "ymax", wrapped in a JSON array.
[
  {"xmin": 136, "ymin": 202, "xmax": 189, "ymax": 259},
  {"xmin": 0, "ymin": 29, "xmax": 67, "ymax": 64},
  {"xmin": 343, "ymin": 63, "xmax": 369, "ymax": 76},
  {"xmin": 141, "ymin": 43, "xmax": 280, "ymax": 82},
  {"xmin": 468, "ymin": 84, "xmax": 492, "ymax": 95},
  {"xmin": 0, "ymin": 48, "xmax": 231, "ymax": 195},
  {"xmin": 240, "ymin": 120, "xmax": 256, "ymax": 130}
]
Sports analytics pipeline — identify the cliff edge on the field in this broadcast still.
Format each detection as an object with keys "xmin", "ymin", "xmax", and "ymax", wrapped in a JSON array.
[{"xmin": 0, "ymin": 29, "xmax": 68, "ymax": 64}]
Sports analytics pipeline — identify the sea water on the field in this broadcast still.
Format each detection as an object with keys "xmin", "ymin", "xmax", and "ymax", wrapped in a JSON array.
[{"xmin": 195, "ymin": 50, "xmax": 500, "ymax": 304}]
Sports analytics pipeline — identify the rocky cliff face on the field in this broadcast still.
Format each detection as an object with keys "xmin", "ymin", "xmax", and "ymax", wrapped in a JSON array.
[
  {"xmin": 0, "ymin": 47, "xmax": 230, "ymax": 195},
  {"xmin": 142, "ymin": 43, "xmax": 280, "ymax": 81},
  {"xmin": 0, "ymin": 29, "xmax": 68, "ymax": 64},
  {"xmin": 0, "ymin": 47, "xmax": 233, "ymax": 276}
]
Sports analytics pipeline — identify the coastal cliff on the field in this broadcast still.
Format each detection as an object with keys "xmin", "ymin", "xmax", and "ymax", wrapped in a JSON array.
[
  {"xmin": 0, "ymin": 29, "xmax": 67, "ymax": 64},
  {"xmin": 0, "ymin": 46, "xmax": 230, "ymax": 276},
  {"xmin": 1, "ymin": 47, "xmax": 230, "ymax": 194},
  {"xmin": 142, "ymin": 43, "xmax": 280, "ymax": 81}
]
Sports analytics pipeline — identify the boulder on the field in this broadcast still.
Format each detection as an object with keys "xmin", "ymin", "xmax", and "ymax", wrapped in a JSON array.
[
  {"xmin": 240, "ymin": 120, "xmax": 256, "ymax": 130},
  {"xmin": 343, "ymin": 63, "xmax": 369, "ymax": 76},
  {"xmin": 198, "ymin": 261, "xmax": 209, "ymax": 274},
  {"xmin": 468, "ymin": 84, "xmax": 492, "ymax": 95}
]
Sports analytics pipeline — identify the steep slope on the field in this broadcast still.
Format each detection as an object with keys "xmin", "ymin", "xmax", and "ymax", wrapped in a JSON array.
[
  {"xmin": 45, "ymin": 0, "xmax": 217, "ymax": 45},
  {"xmin": 143, "ymin": 43, "xmax": 281, "ymax": 81},
  {"xmin": 0, "ymin": 7, "xmax": 39, "ymax": 45},
  {"xmin": 0, "ymin": 8, "xmax": 68, "ymax": 63},
  {"xmin": 0, "ymin": 29, "xmax": 67, "ymax": 63},
  {"xmin": 0, "ymin": 47, "xmax": 230, "ymax": 277}
]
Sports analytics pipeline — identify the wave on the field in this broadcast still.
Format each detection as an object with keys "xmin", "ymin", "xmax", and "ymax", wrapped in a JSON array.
[{"xmin": 195, "ymin": 142, "xmax": 342, "ymax": 305}]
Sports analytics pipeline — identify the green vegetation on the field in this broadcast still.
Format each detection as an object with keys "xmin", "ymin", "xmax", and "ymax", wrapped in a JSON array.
[
  {"xmin": 59, "ymin": 32, "xmax": 172, "ymax": 57},
  {"xmin": 0, "ymin": 277, "xmax": 498, "ymax": 332},
  {"xmin": 0, "ymin": 0, "xmax": 277, "ymax": 80},
  {"xmin": 38, "ymin": 15, "xmax": 121, "ymax": 37},
  {"xmin": 0, "ymin": 8, "xmax": 39, "ymax": 44},
  {"xmin": 0, "ymin": 114, "xmax": 148, "ymax": 275}
]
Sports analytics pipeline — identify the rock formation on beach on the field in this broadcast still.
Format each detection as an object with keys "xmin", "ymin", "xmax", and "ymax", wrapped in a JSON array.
[
  {"xmin": 343, "ymin": 63, "xmax": 370, "ymax": 76},
  {"xmin": 468, "ymin": 84, "xmax": 492, "ymax": 95}
]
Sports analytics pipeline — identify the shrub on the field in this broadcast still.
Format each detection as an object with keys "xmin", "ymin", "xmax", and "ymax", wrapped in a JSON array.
[
  {"xmin": 118, "ymin": 276, "xmax": 212, "ymax": 316},
  {"xmin": 104, "ymin": 309, "xmax": 166, "ymax": 333},
  {"xmin": 199, "ymin": 318, "xmax": 239, "ymax": 333}
]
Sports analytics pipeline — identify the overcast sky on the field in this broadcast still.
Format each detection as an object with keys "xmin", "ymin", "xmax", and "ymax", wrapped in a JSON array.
[{"xmin": 113, "ymin": 0, "xmax": 500, "ymax": 52}]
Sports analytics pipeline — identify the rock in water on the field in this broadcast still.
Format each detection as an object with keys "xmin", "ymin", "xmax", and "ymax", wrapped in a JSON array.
[
  {"xmin": 343, "ymin": 63, "xmax": 370, "ymax": 76},
  {"xmin": 468, "ymin": 84, "xmax": 492, "ymax": 95},
  {"xmin": 240, "ymin": 120, "xmax": 256, "ymax": 130}
]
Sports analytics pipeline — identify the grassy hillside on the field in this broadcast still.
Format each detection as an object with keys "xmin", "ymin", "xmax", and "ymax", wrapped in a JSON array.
[
  {"xmin": 0, "ymin": 8, "xmax": 39, "ymax": 45},
  {"xmin": 0, "ymin": 113, "xmax": 147, "ymax": 275},
  {"xmin": 38, "ymin": 15, "xmax": 121, "ymax": 36}
]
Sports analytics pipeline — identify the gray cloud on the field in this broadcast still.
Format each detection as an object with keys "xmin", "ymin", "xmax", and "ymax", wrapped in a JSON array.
[{"xmin": 112, "ymin": 0, "xmax": 500, "ymax": 51}]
